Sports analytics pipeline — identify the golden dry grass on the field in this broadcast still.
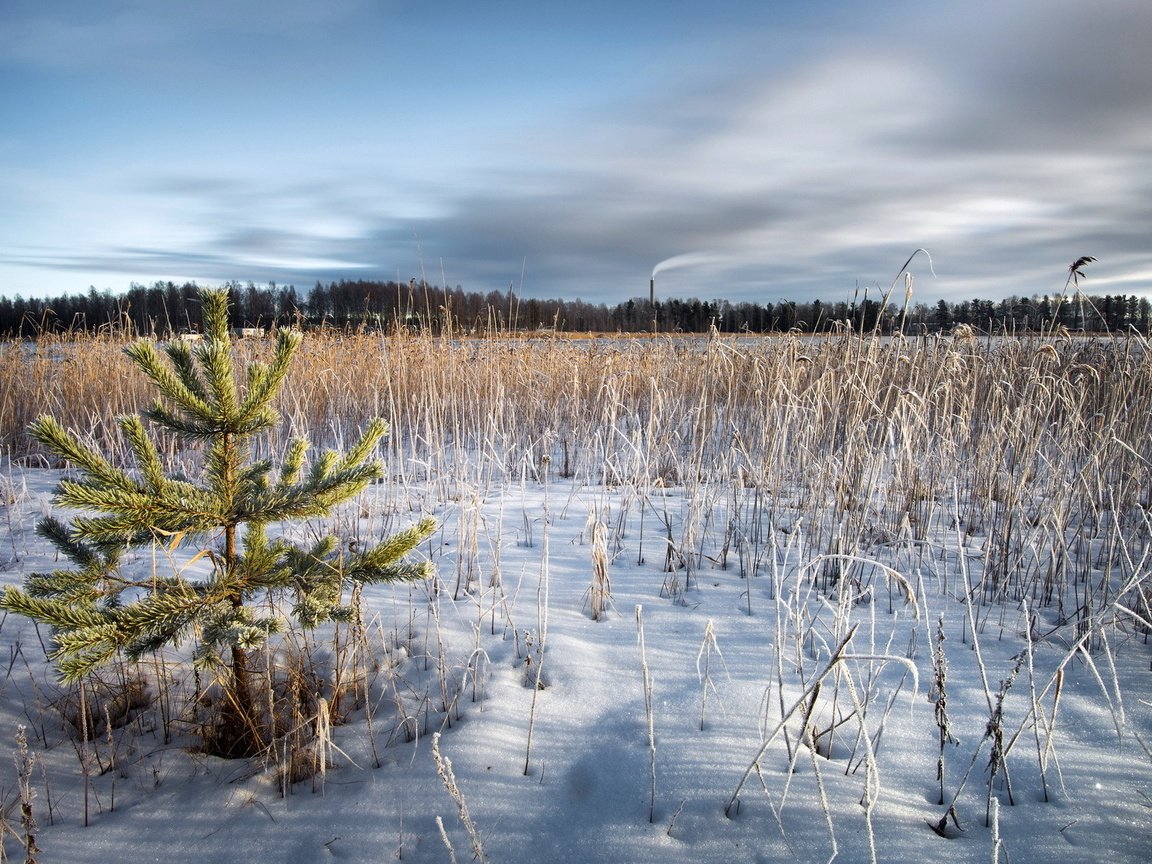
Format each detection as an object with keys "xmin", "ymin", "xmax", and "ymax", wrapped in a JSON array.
[{"xmin": 3, "ymin": 328, "xmax": 1150, "ymax": 620}]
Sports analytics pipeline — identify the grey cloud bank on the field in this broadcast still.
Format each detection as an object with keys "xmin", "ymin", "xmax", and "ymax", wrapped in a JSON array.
[{"xmin": 1, "ymin": 0, "xmax": 1149, "ymax": 306}]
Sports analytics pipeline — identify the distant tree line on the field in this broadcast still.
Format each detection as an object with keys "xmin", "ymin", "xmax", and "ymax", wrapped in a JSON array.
[{"xmin": 0, "ymin": 278, "xmax": 1148, "ymax": 338}]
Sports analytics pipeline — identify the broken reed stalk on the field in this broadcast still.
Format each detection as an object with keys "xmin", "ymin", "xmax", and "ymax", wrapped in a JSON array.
[
  {"xmin": 78, "ymin": 681, "xmax": 91, "ymax": 828},
  {"xmin": 933, "ymin": 650, "xmax": 1025, "ymax": 836},
  {"xmin": 590, "ymin": 516, "xmax": 611, "ymax": 620},
  {"xmin": 727, "ymin": 625, "xmax": 858, "ymax": 818},
  {"xmin": 432, "ymin": 732, "xmax": 486, "ymax": 864},
  {"xmin": 931, "ymin": 615, "xmax": 957, "ymax": 805},
  {"xmin": 696, "ymin": 619, "xmax": 721, "ymax": 731},
  {"xmin": 803, "ymin": 714, "xmax": 839, "ymax": 860},
  {"xmin": 991, "ymin": 796, "xmax": 1002, "ymax": 864},
  {"xmin": 636, "ymin": 605, "xmax": 657, "ymax": 823},
  {"xmin": 523, "ymin": 500, "xmax": 551, "ymax": 776},
  {"xmin": 1021, "ymin": 602, "xmax": 1050, "ymax": 802},
  {"xmin": 15, "ymin": 725, "xmax": 39, "ymax": 864},
  {"xmin": 435, "ymin": 815, "xmax": 458, "ymax": 864}
]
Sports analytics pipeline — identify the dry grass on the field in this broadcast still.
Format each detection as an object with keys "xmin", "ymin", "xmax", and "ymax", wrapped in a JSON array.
[
  {"xmin": 5, "ymin": 328, "xmax": 1151, "ymax": 636},
  {"xmin": 5, "ymin": 332, "xmax": 1151, "ymax": 609}
]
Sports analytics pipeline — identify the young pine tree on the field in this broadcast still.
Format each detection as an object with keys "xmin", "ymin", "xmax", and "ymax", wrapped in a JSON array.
[{"xmin": 0, "ymin": 288, "xmax": 435, "ymax": 756}]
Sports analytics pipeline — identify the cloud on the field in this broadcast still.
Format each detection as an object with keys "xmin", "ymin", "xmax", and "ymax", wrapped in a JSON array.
[
  {"xmin": 3, "ymin": 0, "xmax": 1150, "ymax": 305},
  {"xmin": 523, "ymin": 0, "xmax": 1152, "ymax": 302}
]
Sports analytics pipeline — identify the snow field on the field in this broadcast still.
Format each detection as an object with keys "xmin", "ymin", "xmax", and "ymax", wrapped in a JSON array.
[{"xmin": 1, "ymin": 466, "xmax": 1148, "ymax": 864}]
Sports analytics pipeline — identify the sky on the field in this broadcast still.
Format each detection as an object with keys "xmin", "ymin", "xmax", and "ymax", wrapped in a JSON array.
[{"xmin": 2, "ymin": 0, "xmax": 1150, "ymax": 307}]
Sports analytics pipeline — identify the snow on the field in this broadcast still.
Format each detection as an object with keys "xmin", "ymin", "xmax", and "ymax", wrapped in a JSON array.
[{"xmin": 1, "ymin": 466, "xmax": 1150, "ymax": 863}]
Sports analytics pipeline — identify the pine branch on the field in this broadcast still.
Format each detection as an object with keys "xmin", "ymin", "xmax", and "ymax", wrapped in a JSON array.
[
  {"xmin": 141, "ymin": 401, "xmax": 219, "ymax": 440},
  {"xmin": 117, "ymin": 414, "xmax": 167, "ymax": 491},
  {"xmin": 239, "ymin": 328, "xmax": 301, "ymax": 417},
  {"xmin": 204, "ymin": 436, "xmax": 244, "ymax": 494},
  {"xmin": 113, "ymin": 586, "xmax": 217, "ymax": 657},
  {"xmin": 24, "ymin": 569, "xmax": 92, "ymax": 602},
  {"xmin": 248, "ymin": 462, "xmax": 383, "ymax": 524},
  {"xmin": 69, "ymin": 511, "xmax": 204, "ymax": 546},
  {"xmin": 196, "ymin": 336, "xmax": 240, "ymax": 419},
  {"xmin": 35, "ymin": 516, "xmax": 106, "ymax": 569},
  {"xmin": 197, "ymin": 609, "xmax": 284, "ymax": 660},
  {"xmin": 28, "ymin": 416, "xmax": 134, "ymax": 492},
  {"xmin": 235, "ymin": 459, "xmax": 274, "ymax": 497},
  {"xmin": 351, "ymin": 560, "xmax": 436, "ymax": 585},
  {"xmin": 123, "ymin": 341, "xmax": 215, "ymax": 421},
  {"xmin": 52, "ymin": 624, "xmax": 125, "ymax": 661},
  {"xmin": 54, "ymin": 479, "xmax": 149, "ymax": 511},
  {"xmin": 0, "ymin": 587, "xmax": 112, "ymax": 631},
  {"xmin": 162, "ymin": 339, "xmax": 209, "ymax": 401},
  {"xmin": 279, "ymin": 438, "xmax": 309, "ymax": 484},
  {"xmin": 309, "ymin": 463, "xmax": 385, "ymax": 507},
  {"xmin": 346, "ymin": 517, "xmax": 438, "ymax": 583},
  {"xmin": 200, "ymin": 287, "xmax": 231, "ymax": 341},
  {"xmin": 336, "ymin": 419, "xmax": 389, "ymax": 472},
  {"xmin": 234, "ymin": 524, "xmax": 293, "ymax": 591},
  {"xmin": 308, "ymin": 451, "xmax": 340, "ymax": 485},
  {"xmin": 56, "ymin": 643, "xmax": 124, "ymax": 681}
]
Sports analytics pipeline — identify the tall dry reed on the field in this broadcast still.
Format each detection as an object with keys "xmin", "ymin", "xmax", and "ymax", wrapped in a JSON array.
[{"xmin": 4, "ymin": 328, "xmax": 1150, "ymax": 630}]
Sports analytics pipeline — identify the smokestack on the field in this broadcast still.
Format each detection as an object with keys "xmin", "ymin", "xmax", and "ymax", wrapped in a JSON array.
[{"xmin": 650, "ymin": 277, "xmax": 655, "ymax": 305}]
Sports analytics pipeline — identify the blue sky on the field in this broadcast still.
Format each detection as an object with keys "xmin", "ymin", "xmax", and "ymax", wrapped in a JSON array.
[{"xmin": 2, "ymin": 0, "xmax": 1150, "ymax": 306}]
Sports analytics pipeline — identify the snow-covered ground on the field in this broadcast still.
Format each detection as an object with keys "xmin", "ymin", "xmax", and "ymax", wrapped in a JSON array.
[{"xmin": 0, "ymin": 466, "xmax": 1149, "ymax": 863}]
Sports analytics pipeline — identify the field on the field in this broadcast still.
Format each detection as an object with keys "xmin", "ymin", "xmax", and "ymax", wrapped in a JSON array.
[{"xmin": 0, "ymin": 328, "xmax": 1150, "ymax": 863}]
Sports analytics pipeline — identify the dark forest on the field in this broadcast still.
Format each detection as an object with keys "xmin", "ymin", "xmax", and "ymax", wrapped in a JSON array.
[{"xmin": 1, "ymin": 278, "xmax": 1147, "ymax": 337}]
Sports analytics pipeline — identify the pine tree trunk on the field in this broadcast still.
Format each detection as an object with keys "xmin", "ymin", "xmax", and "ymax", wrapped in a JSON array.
[
  {"xmin": 218, "ymin": 510, "xmax": 261, "ymax": 757},
  {"xmin": 222, "ymin": 642, "xmax": 260, "ymax": 757}
]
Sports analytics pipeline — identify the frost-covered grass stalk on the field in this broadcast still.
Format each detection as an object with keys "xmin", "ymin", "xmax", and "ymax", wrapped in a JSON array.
[
  {"xmin": 589, "ymin": 514, "xmax": 611, "ymax": 621},
  {"xmin": 431, "ymin": 732, "xmax": 486, "ymax": 864},
  {"xmin": 696, "ymin": 619, "xmax": 721, "ymax": 731},
  {"xmin": 15, "ymin": 725, "xmax": 39, "ymax": 864},
  {"xmin": 522, "ymin": 489, "xmax": 551, "ymax": 776},
  {"xmin": 931, "ymin": 615, "xmax": 957, "ymax": 805},
  {"xmin": 636, "ymin": 605, "xmax": 657, "ymax": 823}
]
